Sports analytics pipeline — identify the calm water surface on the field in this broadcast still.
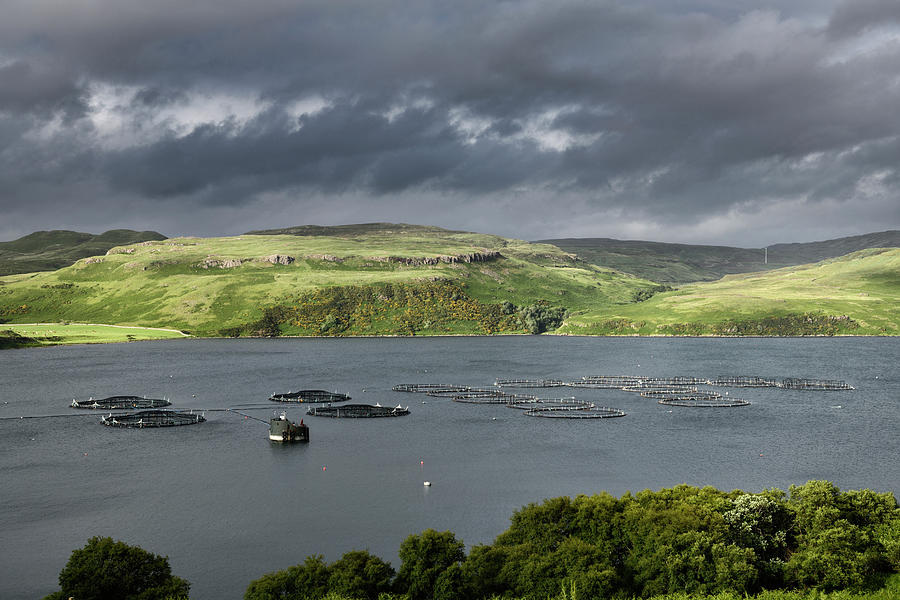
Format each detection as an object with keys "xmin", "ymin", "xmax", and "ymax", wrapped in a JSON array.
[{"xmin": 1, "ymin": 336, "xmax": 898, "ymax": 599}]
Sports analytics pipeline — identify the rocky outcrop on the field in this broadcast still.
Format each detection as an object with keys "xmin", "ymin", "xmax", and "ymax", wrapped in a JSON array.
[
  {"xmin": 201, "ymin": 257, "xmax": 243, "ymax": 269},
  {"xmin": 106, "ymin": 247, "xmax": 135, "ymax": 255},
  {"xmin": 368, "ymin": 250, "xmax": 501, "ymax": 266},
  {"xmin": 261, "ymin": 254, "xmax": 295, "ymax": 265},
  {"xmin": 82, "ymin": 257, "xmax": 104, "ymax": 264},
  {"xmin": 305, "ymin": 254, "xmax": 343, "ymax": 263}
]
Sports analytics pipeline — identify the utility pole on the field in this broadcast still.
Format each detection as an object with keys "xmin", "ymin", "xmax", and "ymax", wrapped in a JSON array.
[{"xmin": 764, "ymin": 247, "xmax": 768, "ymax": 264}]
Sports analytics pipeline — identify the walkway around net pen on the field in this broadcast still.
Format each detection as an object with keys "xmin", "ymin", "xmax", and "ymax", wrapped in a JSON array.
[
  {"xmin": 392, "ymin": 384, "xmax": 470, "ymax": 393},
  {"xmin": 657, "ymin": 396, "xmax": 750, "ymax": 407},
  {"xmin": 72, "ymin": 396, "xmax": 171, "ymax": 409},
  {"xmin": 453, "ymin": 393, "xmax": 536, "ymax": 404},
  {"xmin": 524, "ymin": 406, "xmax": 626, "ymax": 418},
  {"xmin": 778, "ymin": 378, "xmax": 855, "ymax": 390},
  {"xmin": 495, "ymin": 379, "xmax": 566, "ymax": 388},
  {"xmin": 427, "ymin": 387, "xmax": 502, "ymax": 398},
  {"xmin": 505, "ymin": 397, "xmax": 591, "ymax": 410},
  {"xmin": 707, "ymin": 376, "xmax": 778, "ymax": 387},
  {"xmin": 269, "ymin": 390, "xmax": 351, "ymax": 403},
  {"xmin": 101, "ymin": 410, "xmax": 205, "ymax": 428},
  {"xmin": 306, "ymin": 404, "xmax": 410, "ymax": 417}
]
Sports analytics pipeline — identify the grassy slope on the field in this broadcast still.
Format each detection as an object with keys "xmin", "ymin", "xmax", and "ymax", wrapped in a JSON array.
[
  {"xmin": 0, "ymin": 229, "xmax": 659, "ymax": 337},
  {"xmin": 0, "ymin": 229, "xmax": 167, "ymax": 276},
  {"xmin": 558, "ymin": 248, "xmax": 900, "ymax": 335},
  {"xmin": 541, "ymin": 230, "xmax": 900, "ymax": 284}
]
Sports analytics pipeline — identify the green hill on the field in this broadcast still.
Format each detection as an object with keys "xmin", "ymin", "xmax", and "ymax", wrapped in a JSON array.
[
  {"xmin": 558, "ymin": 247, "xmax": 900, "ymax": 336},
  {"xmin": 0, "ymin": 225, "xmax": 660, "ymax": 338},
  {"xmin": 0, "ymin": 229, "xmax": 167, "ymax": 276},
  {"xmin": 541, "ymin": 230, "xmax": 900, "ymax": 284}
]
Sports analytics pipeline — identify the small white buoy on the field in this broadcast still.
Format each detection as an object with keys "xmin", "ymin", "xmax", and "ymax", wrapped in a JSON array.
[{"xmin": 424, "ymin": 481, "xmax": 431, "ymax": 486}]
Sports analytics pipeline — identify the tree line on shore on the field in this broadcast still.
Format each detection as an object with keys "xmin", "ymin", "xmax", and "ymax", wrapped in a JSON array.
[{"xmin": 42, "ymin": 481, "xmax": 900, "ymax": 600}]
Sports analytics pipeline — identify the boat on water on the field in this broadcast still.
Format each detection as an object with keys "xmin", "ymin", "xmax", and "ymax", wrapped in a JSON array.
[{"xmin": 269, "ymin": 412, "xmax": 309, "ymax": 442}]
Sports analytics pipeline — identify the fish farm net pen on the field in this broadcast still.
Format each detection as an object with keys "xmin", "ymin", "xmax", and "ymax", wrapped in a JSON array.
[
  {"xmin": 426, "ymin": 387, "xmax": 502, "ymax": 398},
  {"xmin": 707, "ymin": 376, "xmax": 779, "ymax": 387},
  {"xmin": 306, "ymin": 404, "xmax": 410, "ymax": 417},
  {"xmin": 505, "ymin": 397, "xmax": 592, "ymax": 410},
  {"xmin": 452, "ymin": 393, "xmax": 536, "ymax": 404},
  {"xmin": 392, "ymin": 384, "xmax": 470, "ymax": 393},
  {"xmin": 778, "ymin": 378, "xmax": 855, "ymax": 390},
  {"xmin": 495, "ymin": 379, "xmax": 566, "ymax": 388},
  {"xmin": 658, "ymin": 397, "xmax": 751, "ymax": 407},
  {"xmin": 638, "ymin": 390, "xmax": 723, "ymax": 400},
  {"xmin": 71, "ymin": 395, "xmax": 171, "ymax": 409},
  {"xmin": 524, "ymin": 406, "xmax": 627, "ymax": 418},
  {"xmin": 269, "ymin": 390, "xmax": 351, "ymax": 403},
  {"xmin": 100, "ymin": 410, "xmax": 206, "ymax": 428}
]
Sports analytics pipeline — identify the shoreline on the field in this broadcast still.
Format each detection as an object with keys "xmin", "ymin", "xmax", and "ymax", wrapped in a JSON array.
[{"xmin": 2, "ymin": 322, "xmax": 897, "ymax": 349}]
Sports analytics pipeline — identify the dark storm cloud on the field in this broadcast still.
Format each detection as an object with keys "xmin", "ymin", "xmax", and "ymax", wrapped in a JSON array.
[{"xmin": 0, "ymin": 0, "xmax": 898, "ymax": 244}]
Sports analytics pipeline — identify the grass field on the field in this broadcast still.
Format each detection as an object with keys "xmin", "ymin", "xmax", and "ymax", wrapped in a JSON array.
[
  {"xmin": 1, "ymin": 226, "xmax": 896, "ymax": 340},
  {"xmin": 558, "ymin": 248, "xmax": 900, "ymax": 336},
  {"xmin": 0, "ymin": 323, "xmax": 188, "ymax": 347},
  {"xmin": 0, "ymin": 229, "xmax": 659, "ymax": 337}
]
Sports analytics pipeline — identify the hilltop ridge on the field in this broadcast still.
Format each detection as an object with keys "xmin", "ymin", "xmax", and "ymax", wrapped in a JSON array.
[
  {"xmin": 541, "ymin": 230, "xmax": 900, "ymax": 283},
  {"xmin": 0, "ymin": 229, "xmax": 167, "ymax": 276}
]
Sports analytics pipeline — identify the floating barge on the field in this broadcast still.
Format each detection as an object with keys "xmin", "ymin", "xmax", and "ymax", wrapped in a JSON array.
[
  {"xmin": 72, "ymin": 395, "xmax": 171, "ymax": 409},
  {"xmin": 306, "ymin": 403, "xmax": 410, "ymax": 418},
  {"xmin": 269, "ymin": 389, "xmax": 351, "ymax": 403},
  {"xmin": 100, "ymin": 409, "xmax": 205, "ymax": 428},
  {"xmin": 269, "ymin": 412, "xmax": 309, "ymax": 442}
]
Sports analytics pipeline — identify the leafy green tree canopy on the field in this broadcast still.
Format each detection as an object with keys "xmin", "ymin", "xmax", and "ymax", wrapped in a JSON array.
[
  {"xmin": 43, "ymin": 536, "xmax": 189, "ymax": 600},
  {"xmin": 396, "ymin": 529, "xmax": 465, "ymax": 600}
]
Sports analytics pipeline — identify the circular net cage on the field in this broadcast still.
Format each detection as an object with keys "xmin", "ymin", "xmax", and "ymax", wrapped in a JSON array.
[
  {"xmin": 392, "ymin": 384, "xmax": 470, "ymax": 394},
  {"xmin": 575, "ymin": 375, "xmax": 648, "ymax": 389},
  {"xmin": 307, "ymin": 403, "xmax": 410, "ymax": 417},
  {"xmin": 658, "ymin": 396, "xmax": 750, "ymax": 407},
  {"xmin": 639, "ymin": 389, "xmax": 722, "ymax": 400},
  {"xmin": 453, "ymin": 393, "xmax": 536, "ymax": 405},
  {"xmin": 505, "ymin": 397, "xmax": 591, "ymax": 410},
  {"xmin": 427, "ymin": 387, "xmax": 500, "ymax": 398},
  {"xmin": 269, "ymin": 390, "xmax": 351, "ymax": 403},
  {"xmin": 495, "ymin": 379, "xmax": 566, "ymax": 388},
  {"xmin": 101, "ymin": 410, "xmax": 205, "ymax": 428},
  {"xmin": 621, "ymin": 384, "xmax": 697, "ymax": 393},
  {"xmin": 708, "ymin": 376, "xmax": 778, "ymax": 388},
  {"xmin": 72, "ymin": 395, "xmax": 171, "ymax": 410},
  {"xmin": 524, "ymin": 405, "xmax": 626, "ymax": 419},
  {"xmin": 779, "ymin": 378, "xmax": 854, "ymax": 391},
  {"xmin": 645, "ymin": 376, "xmax": 708, "ymax": 386}
]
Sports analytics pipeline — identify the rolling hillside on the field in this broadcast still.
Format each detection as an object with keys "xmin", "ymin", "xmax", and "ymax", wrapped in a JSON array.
[
  {"xmin": 558, "ymin": 248, "xmax": 900, "ymax": 336},
  {"xmin": 541, "ymin": 230, "xmax": 900, "ymax": 284},
  {"xmin": 0, "ymin": 225, "xmax": 660, "ymax": 338},
  {"xmin": 0, "ymin": 229, "xmax": 167, "ymax": 276}
]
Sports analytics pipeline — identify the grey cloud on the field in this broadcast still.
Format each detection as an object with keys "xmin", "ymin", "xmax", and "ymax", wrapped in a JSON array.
[
  {"xmin": 828, "ymin": 0, "xmax": 900, "ymax": 38},
  {"xmin": 1, "ymin": 0, "xmax": 898, "ymax": 245}
]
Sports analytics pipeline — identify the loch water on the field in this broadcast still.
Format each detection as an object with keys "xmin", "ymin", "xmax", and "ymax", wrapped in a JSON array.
[{"xmin": 1, "ymin": 336, "xmax": 898, "ymax": 599}]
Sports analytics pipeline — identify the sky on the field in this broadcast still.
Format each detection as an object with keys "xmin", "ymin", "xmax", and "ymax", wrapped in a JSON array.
[{"xmin": 1, "ymin": 0, "xmax": 899, "ymax": 247}]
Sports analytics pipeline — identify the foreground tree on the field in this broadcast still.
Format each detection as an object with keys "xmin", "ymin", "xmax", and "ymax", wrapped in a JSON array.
[
  {"xmin": 396, "ymin": 529, "xmax": 465, "ymax": 600},
  {"xmin": 43, "ymin": 536, "xmax": 190, "ymax": 600}
]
